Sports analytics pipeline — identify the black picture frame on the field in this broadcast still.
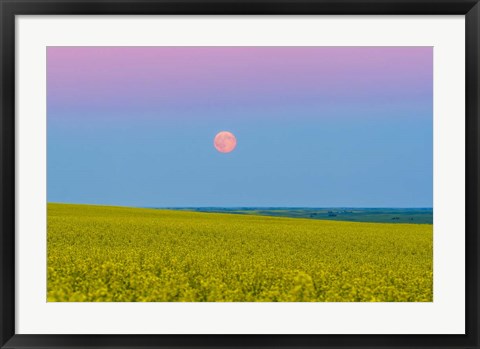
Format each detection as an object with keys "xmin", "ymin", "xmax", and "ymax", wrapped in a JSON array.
[{"xmin": 1, "ymin": 0, "xmax": 478, "ymax": 348}]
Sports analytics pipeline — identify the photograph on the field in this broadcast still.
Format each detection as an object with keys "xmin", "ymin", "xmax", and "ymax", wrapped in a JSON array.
[{"xmin": 47, "ymin": 46, "xmax": 433, "ymax": 302}]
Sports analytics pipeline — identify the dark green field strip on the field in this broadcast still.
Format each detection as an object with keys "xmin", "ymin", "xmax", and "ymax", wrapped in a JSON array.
[{"xmin": 166, "ymin": 208, "xmax": 433, "ymax": 224}]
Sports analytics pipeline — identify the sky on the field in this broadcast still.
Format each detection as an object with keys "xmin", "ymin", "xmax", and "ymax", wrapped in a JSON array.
[{"xmin": 47, "ymin": 47, "xmax": 433, "ymax": 208}]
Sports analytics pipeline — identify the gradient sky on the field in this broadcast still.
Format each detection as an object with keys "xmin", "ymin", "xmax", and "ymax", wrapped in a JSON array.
[{"xmin": 47, "ymin": 47, "xmax": 432, "ymax": 207}]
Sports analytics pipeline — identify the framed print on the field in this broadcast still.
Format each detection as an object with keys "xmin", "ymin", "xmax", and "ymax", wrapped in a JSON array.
[{"xmin": 1, "ymin": 0, "xmax": 479, "ymax": 348}]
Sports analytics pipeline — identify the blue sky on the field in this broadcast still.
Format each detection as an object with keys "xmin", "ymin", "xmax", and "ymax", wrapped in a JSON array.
[{"xmin": 47, "ymin": 47, "xmax": 432, "ymax": 207}]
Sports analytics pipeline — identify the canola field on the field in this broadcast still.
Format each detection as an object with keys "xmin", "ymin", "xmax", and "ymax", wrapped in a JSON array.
[{"xmin": 47, "ymin": 203, "xmax": 433, "ymax": 302}]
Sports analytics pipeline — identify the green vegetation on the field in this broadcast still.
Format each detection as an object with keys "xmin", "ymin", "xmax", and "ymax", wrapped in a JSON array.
[
  {"xmin": 171, "ymin": 208, "xmax": 433, "ymax": 224},
  {"xmin": 48, "ymin": 203, "xmax": 433, "ymax": 302}
]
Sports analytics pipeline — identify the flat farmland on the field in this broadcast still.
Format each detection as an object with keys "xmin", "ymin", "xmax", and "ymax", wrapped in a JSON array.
[{"xmin": 48, "ymin": 203, "xmax": 433, "ymax": 302}]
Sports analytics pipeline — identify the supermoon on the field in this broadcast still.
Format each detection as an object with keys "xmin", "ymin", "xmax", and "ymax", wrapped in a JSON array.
[{"xmin": 214, "ymin": 131, "xmax": 237, "ymax": 153}]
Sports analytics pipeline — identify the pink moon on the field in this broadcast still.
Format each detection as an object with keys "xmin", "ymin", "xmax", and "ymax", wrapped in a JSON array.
[{"xmin": 214, "ymin": 131, "xmax": 237, "ymax": 153}]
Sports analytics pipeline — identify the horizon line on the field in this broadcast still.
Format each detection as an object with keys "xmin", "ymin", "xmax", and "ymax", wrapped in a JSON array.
[
  {"xmin": 48, "ymin": 202, "xmax": 433, "ymax": 210},
  {"xmin": 155, "ymin": 206, "xmax": 433, "ymax": 209}
]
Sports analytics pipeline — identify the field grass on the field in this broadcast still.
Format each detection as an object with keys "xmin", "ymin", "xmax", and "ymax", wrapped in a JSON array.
[
  {"xmin": 173, "ymin": 207, "xmax": 433, "ymax": 224},
  {"xmin": 48, "ymin": 203, "xmax": 433, "ymax": 302}
]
